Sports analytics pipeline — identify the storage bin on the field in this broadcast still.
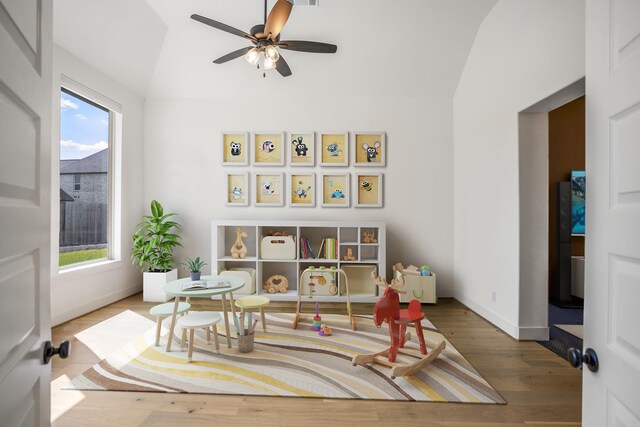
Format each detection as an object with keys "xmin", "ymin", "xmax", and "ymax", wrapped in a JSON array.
[
  {"xmin": 395, "ymin": 270, "xmax": 437, "ymax": 304},
  {"xmin": 260, "ymin": 235, "xmax": 296, "ymax": 260},
  {"xmin": 237, "ymin": 332, "xmax": 254, "ymax": 353},
  {"xmin": 220, "ymin": 268, "xmax": 256, "ymax": 295}
]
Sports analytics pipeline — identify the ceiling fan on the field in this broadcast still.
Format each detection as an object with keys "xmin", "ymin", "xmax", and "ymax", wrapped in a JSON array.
[{"xmin": 191, "ymin": 0, "xmax": 337, "ymax": 77}]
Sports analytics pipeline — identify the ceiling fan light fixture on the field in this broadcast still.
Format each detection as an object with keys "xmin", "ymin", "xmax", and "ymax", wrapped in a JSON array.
[
  {"xmin": 263, "ymin": 57, "xmax": 276, "ymax": 70},
  {"xmin": 244, "ymin": 47, "xmax": 260, "ymax": 65},
  {"xmin": 264, "ymin": 45, "xmax": 280, "ymax": 62}
]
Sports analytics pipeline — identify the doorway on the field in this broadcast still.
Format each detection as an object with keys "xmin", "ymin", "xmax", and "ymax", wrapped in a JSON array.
[{"xmin": 518, "ymin": 78, "xmax": 585, "ymax": 351}]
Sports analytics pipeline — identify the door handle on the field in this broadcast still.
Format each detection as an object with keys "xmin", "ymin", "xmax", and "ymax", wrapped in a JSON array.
[
  {"xmin": 43, "ymin": 340, "xmax": 70, "ymax": 364},
  {"xmin": 567, "ymin": 347, "xmax": 599, "ymax": 372}
]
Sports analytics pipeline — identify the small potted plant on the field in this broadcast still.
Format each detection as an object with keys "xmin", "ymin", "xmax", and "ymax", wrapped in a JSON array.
[
  {"xmin": 131, "ymin": 200, "xmax": 182, "ymax": 302},
  {"xmin": 182, "ymin": 257, "xmax": 207, "ymax": 281}
]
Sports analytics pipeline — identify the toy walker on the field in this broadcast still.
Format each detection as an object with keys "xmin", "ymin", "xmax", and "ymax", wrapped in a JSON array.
[
  {"xmin": 293, "ymin": 266, "xmax": 356, "ymax": 330},
  {"xmin": 352, "ymin": 272, "xmax": 446, "ymax": 379}
]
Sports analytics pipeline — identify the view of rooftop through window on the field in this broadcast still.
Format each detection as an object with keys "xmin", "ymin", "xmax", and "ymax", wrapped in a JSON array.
[{"xmin": 59, "ymin": 88, "xmax": 110, "ymax": 267}]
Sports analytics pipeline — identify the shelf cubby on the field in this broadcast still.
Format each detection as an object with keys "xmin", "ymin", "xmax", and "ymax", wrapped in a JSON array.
[{"xmin": 212, "ymin": 220, "xmax": 385, "ymax": 303}]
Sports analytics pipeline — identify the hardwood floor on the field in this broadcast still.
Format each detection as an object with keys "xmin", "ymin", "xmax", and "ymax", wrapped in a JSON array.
[{"xmin": 51, "ymin": 295, "xmax": 582, "ymax": 426}]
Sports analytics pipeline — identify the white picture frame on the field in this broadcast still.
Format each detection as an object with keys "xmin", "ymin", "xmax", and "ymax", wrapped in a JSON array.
[
  {"xmin": 225, "ymin": 172, "xmax": 249, "ymax": 206},
  {"xmin": 253, "ymin": 132, "xmax": 285, "ymax": 166},
  {"xmin": 221, "ymin": 131, "xmax": 249, "ymax": 166},
  {"xmin": 289, "ymin": 173, "xmax": 316, "ymax": 207},
  {"xmin": 354, "ymin": 131, "xmax": 386, "ymax": 167},
  {"xmin": 319, "ymin": 132, "xmax": 349, "ymax": 167},
  {"xmin": 289, "ymin": 132, "xmax": 315, "ymax": 167},
  {"xmin": 321, "ymin": 173, "xmax": 350, "ymax": 207},
  {"xmin": 354, "ymin": 173, "xmax": 383, "ymax": 208},
  {"xmin": 254, "ymin": 172, "xmax": 284, "ymax": 206}
]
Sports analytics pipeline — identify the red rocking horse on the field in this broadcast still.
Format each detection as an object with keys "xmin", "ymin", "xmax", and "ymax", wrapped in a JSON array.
[{"xmin": 352, "ymin": 272, "xmax": 446, "ymax": 379}]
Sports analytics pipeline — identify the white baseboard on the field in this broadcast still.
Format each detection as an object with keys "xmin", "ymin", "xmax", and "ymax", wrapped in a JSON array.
[
  {"xmin": 52, "ymin": 284, "xmax": 142, "ymax": 327},
  {"xmin": 454, "ymin": 294, "xmax": 519, "ymax": 339},
  {"xmin": 454, "ymin": 294, "xmax": 549, "ymax": 340},
  {"xmin": 517, "ymin": 326, "xmax": 549, "ymax": 341}
]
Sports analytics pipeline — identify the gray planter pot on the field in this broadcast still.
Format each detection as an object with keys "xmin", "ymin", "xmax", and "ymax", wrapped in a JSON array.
[{"xmin": 190, "ymin": 271, "xmax": 201, "ymax": 281}]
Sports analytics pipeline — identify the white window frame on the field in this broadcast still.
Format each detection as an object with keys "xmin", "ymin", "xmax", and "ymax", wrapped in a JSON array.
[{"xmin": 57, "ymin": 76, "xmax": 122, "ymax": 271}]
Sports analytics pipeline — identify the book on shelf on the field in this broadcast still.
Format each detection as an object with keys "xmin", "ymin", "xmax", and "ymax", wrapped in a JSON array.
[
  {"xmin": 317, "ymin": 237, "xmax": 337, "ymax": 259},
  {"xmin": 299, "ymin": 237, "xmax": 315, "ymax": 259},
  {"xmin": 182, "ymin": 280, "xmax": 231, "ymax": 291}
]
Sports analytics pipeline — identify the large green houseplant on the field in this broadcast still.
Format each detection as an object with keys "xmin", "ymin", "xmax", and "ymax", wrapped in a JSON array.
[{"xmin": 131, "ymin": 200, "xmax": 182, "ymax": 301}]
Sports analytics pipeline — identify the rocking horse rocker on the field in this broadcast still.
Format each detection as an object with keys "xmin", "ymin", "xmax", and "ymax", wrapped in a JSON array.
[{"xmin": 352, "ymin": 272, "xmax": 446, "ymax": 379}]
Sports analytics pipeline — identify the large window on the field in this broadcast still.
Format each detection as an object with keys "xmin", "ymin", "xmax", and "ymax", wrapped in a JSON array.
[{"xmin": 59, "ymin": 87, "xmax": 113, "ymax": 267}]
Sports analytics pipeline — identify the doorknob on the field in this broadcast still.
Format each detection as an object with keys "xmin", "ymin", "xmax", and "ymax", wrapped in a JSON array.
[
  {"xmin": 567, "ymin": 347, "xmax": 599, "ymax": 372},
  {"xmin": 43, "ymin": 340, "xmax": 70, "ymax": 364}
]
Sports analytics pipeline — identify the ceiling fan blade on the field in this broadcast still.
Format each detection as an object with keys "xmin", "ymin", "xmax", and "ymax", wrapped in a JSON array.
[
  {"xmin": 213, "ymin": 47, "xmax": 253, "ymax": 64},
  {"xmin": 277, "ymin": 40, "xmax": 337, "ymax": 54},
  {"xmin": 262, "ymin": 0, "xmax": 293, "ymax": 40},
  {"xmin": 191, "ymin": 14, "xmax": 256, "ymax": 42},
  {"xmin": 275, "ymin": 54, "xmax": 292, "ymax": 77}
]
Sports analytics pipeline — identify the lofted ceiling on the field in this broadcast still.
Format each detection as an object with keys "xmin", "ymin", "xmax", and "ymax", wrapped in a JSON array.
[{"xmin": 53, "ymin": 0, "xmax": 497, "ymax": 99}]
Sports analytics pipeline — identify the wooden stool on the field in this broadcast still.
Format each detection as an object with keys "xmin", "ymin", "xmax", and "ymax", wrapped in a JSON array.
[
  {"xmin": 150, "ymin": 302, "xmax": 191, "ymax": 346},
  {"xmin": 177, "ymin": 312, "xmax": 221, "ymax": 362},
  {"xmin": 235, "ymin": 295, "xmax": 270, "ymax": 333}
]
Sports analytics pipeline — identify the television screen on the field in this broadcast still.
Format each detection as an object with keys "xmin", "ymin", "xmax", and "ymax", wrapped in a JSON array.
[{"xmin": 571, "ymin": 170, "xmax": 586, "ymax": 235}]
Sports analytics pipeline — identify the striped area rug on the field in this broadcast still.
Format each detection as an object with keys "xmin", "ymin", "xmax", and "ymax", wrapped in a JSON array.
[{"xmin": 64, "ymin": 312, "xmax": 504, "ymax": 404}]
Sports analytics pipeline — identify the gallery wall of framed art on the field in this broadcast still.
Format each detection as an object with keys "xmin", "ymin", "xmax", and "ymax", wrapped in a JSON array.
[{"xmin": 220, "ymin": 131, "xmax": 386, "ymax": 208}]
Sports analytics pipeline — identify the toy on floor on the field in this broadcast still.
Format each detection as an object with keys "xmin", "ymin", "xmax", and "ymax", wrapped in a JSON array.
[
  {"xmin": 231, "ymin": 228, "xmax": 248, "ymax": 259},
  {"xmin": 319, "ymin": 324, "xmax": 332, "ymax": 336},
  {"xmin": 293, "ymin": 267, "xmax": 357, "ymax": 331},
  {"xmin": 311, "ymin": 303, "xmax": 322, "ymax": 331},
  {"xmin": 351, "ymin": 272, "xmax": 446, "ymax": 379},
  {"xmin": 263, "ymin": 274, "xmax": 288, "ymax": 293}
]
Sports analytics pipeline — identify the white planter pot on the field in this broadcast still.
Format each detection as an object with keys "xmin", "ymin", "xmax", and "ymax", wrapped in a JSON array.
[{"xmin": 143, "ymin": 269, "xmax": 178, "ymax": 302}]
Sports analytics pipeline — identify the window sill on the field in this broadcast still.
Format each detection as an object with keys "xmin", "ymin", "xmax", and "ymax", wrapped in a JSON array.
[{"xmin": 56, "ymin": 258, "xmax": 123, "ymax": 279}]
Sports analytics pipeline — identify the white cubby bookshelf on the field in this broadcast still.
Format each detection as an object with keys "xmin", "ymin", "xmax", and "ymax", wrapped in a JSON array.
[{"xmin": 211, "ymin": 220, "xmax": 386, "ymax": 303}]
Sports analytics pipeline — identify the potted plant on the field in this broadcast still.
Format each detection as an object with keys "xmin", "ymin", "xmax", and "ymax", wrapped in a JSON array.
[
  {"xmin": 131, "ymin": 200, "xmax": 182, "ymax": 302},
  {"xmin": 182, "ymin": 257, "xmax": 207, "ymax": 281}
]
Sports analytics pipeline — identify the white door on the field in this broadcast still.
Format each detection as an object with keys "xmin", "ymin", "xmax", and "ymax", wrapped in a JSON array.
[
  {"xmin": 583, "ymin": 0, "xmax": 640, "ymax": 424},
  {"xmin": 0, "ymin": 0, "xmax": 53, "ymax": 426}
]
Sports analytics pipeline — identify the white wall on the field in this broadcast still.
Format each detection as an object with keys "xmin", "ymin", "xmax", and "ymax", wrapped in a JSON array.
[
  {"xmin": 144, "ymin": 95, "xmax": 455, "ymax": 293},
  {"xmin": 518, "ymin": 113, "xmax": 549, "ymax": 340},
  {"xmin": 50, "ymin": 46, "xmax": 145, "ymax": 326},
  {"xmin": 453, "ymin": 0, "xmax": 585, "ymax": 338}
]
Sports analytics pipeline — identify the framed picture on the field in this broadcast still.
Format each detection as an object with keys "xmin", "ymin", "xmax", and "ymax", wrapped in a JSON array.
[
  {"xmin": 221, "ymin": 132, "xmax": 249, "ymax": 165},
  {"xmin": 225, "ymin": 172, "xmax": 249, "ymax": 206},
  {"xmin": 289, "ymin": 173, "xmax": 315, "ymax": 207},
  {"xmin": 253, "ymin": 132, "xmax": 285, "ymax": 166},
  {"xmin": 355, "ymin": 173, "xmax": 383, "ymax": 208},
  {"xmin": 289, "ymin": 132, "xmax": 315, "ymax": 166},
  {"xmin": 254, "ymin": 172, "xmax": 284, "ymax": 206},
  {"xmin": 320, "ymin": 132, "xmax": 349, "ymax": 166},
  {"xmin": 354, "ymin": 131, "xmax": 386, "ymax": 166},
  {"xmin": 571, "ymin": 170, "xmax": 586, "ymax": 235},
  {"xmin": 321, "ymin": 173, "xmax": 350, "ymax": 207}
]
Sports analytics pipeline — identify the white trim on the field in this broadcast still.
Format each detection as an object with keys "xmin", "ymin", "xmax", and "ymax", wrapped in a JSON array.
[
  {"xmin": 517, "ymin": 326, "xmax": 549, "ymax": 341},
  {"xmin": 454, "ymin": 293, "xmax": 519, "ymax": 339},
  {"xmin": 61, "ymin": 75, "xmax": 122, "ymax": 113},
  {"xmin": 52, "ymin": 284, "xmax": 140, "ymax": 327}
]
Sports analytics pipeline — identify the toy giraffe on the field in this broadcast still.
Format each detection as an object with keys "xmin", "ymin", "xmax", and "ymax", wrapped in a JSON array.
[{"xmin": 230, "ymin": 228, "xmax": 248, "ymax": 259}]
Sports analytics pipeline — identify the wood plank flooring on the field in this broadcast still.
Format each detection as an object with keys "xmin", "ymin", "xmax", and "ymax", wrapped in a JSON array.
[{"xmin": 51, "ymin": 295, "xmax": 582, "ymax": 426}]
